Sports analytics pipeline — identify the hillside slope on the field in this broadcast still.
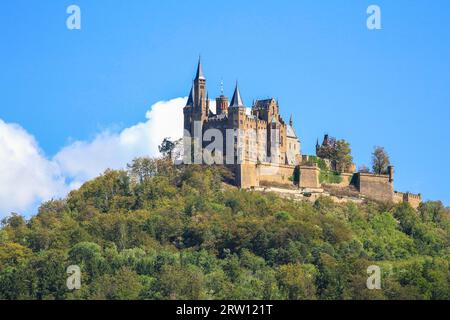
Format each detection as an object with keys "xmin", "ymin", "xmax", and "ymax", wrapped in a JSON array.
[{"xmin": 0, "ymin": 159, "xmax": 449, "ymax": 300}]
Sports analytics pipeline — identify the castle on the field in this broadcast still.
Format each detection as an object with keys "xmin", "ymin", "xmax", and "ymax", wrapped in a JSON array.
[{"xmin": 182, "ymin": 59, "xmax": 422, "ymax": 209}]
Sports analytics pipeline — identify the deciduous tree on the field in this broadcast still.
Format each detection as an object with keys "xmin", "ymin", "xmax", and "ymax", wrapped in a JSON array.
[{"xmin": 372, "ymin": 146, "xmax": 391, "ymax": 175}]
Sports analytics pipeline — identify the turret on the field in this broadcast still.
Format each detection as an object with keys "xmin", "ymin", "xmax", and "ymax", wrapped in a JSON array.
[
  {"xmin": 388, "ymin": 165, "xmax": 394, "ymax": 183},
  {"xmin": 323, "ymin": 134, "xmax": 329, "ymax": 146},
  {"xmin": 228, "ymin": 82, "xmax": 247, "ymax": 133},
  {"xmin": 193, "ymin": 57, "xmax": 207, "ymax": 123},
  {"xmin": 216, "ymin": 95, "xmax": 229, "ymax": 116},
  {"xmin": 230, "ymin": 82, "xmax": 245, "ymax": 108},
  {"xmin": 216, "ymin": 79, "xmax": 229, "ymax": 116}
]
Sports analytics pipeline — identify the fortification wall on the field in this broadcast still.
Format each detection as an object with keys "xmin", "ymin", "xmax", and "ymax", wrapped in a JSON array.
[
  {"xmin": 394, "ymin": 192, "xmax": 422, "ymax": 210},
  {"xmin": 404, "ymin": 193, "xmax": 422, "ymax": 209},
  {"xmin": 355, "ymin": 173, "xmax": 394, "ymax": 202},
  {"xmin": 236, "ymin": 163, "xmax": 258, "ymax": 189},
  {"xmin": 393, "ymin": 192, "xmax": 404, "ymax": 204},
  {"xmin": 235, "ymin": 163, "xmax": 422, "ymax": 209},
  {"xmin": 299, "ymin": 165, "xmax": 320, "ymax": 189},
  {"xmin": 238, "ymin": 163, "xmax": 319, "ymax": 189},
  {"xmin": 335, "ymin": 172, "xmax": 354, "ymax": 187},
  {"xmin": 236, "ymin": 163, "xmax": 296, "ymax": 189},
  {"xmin": 257, "ymin": 163, "xmax": 296, "ymax": 187}
]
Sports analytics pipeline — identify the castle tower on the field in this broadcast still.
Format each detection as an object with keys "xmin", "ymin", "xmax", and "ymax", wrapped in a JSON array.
[
  {"xmin": 183, "ymin": 59, "xmax": 208, "ymax": 164},
  {"xmin": 228, "ymin": 83, "xmax": 247, "ymax": 164},
  {"xmin": 216, "ymin": 95, "xmax": 229, "ymax": 116},
  {"xmin": 229, "ymin": 82, "xmax": 246, "ymax": 130},
  {"xmin": 192, "ymin": 58, "xmax": 207, "ymax": 124},
  {"xmin": 216, "ymin": 79, "xmax": 229, "ymax": 116},
  {"xmin": 230, "ymin": 82, "xmax": 245, "ymax": 109}
]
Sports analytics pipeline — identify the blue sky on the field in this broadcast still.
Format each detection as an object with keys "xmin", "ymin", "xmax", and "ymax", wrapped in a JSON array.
[{"xmin": 0, "ymin": 0, "xmax": 449, "ymax": 214}]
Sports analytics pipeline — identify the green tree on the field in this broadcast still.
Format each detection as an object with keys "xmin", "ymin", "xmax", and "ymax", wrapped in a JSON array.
[
  {"xmin": 277, "ymin": 263, "xmax": 318, "ymax": 300},
  {"xmin": 92, "ymin": 267, "xmax": 143, "ymax": 300},
  {"xmin": 334, "ymin": 140, "xmax": 353, "ymax": 173},
  {"xmin": 159, "ymin": 138, "xmax": 176, "ymax": 159},
  {"xmin": 372, "ymin": 146, "xmax": 391, "ymax": 175},
  {"xmin": 157, "ymin": 264, "xmax": 205, "ymax": 299},
  {"xmin": 127, "ymin": 157, "xmax": 157, "ymax": 183},
  {"xmin": 0, "ymin": 160, "xmax": 448, "ymax": 300}
]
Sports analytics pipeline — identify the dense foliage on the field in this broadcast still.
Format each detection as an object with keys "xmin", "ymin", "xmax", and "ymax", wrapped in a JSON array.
[
  {"xmin": 316, "ymin": 136, "xmax": 353, "ymax": 173},
  {"xmin": 372, "ymin": 146, "xmax": 391, "ymax": 175},
  {"xmin": 0, "ymin": 159, "xmax": 448, "ymax": 300},
  {"xmin": 306, "ymin": 156, "xmax": 343, "ymax": 185}
]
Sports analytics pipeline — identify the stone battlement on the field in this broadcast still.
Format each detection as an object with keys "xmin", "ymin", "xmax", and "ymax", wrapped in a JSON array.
[{"xmin": 394, "ymin": 191, "xmax": 422, "ymax": 209}]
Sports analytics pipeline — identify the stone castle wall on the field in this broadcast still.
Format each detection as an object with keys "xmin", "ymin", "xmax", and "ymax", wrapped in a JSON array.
[
  {"xmin": 236, "ymin": 163, "xmax": 259, "ymax": 189},
  {"xmin": 394, "ymin": 192, "xmax": 422, "ymax": 209},
  {"xmin": 299, "ymin": 165, "xmax": 321, "ymax": 189},
  {"xmin": 236, "ymin": 162, "xmax": 322, "ymax": 190},
  {"xmin": 354, "ymin": 173, "xmax": 394, "ymax": 202},
  {"xmin": 258, "ymin": 163, "xmax": 296, "ymax": 186},
  {"xmin": 236, "ymin": 162, "xmax": 297, "ymax": 189},
  {"xmin": 393, "ymin": 191, "xmax": 403, "ymax": 204},
  {"xmin": 335, "ymin": 172, "xmax": 354, "ymax": 187},
  {"xmin": 233, "ymin": 163, "xmax": 422, "ymax": 209}
]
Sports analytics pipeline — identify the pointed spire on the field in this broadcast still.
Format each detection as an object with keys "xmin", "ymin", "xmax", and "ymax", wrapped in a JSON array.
[
  {"xmin": 289, "ymin": 114, "xmax": 293, "ymax": 126},
  {"xmin": 195, "ymin": 56, "xmax": 205, "ymax": 80},
  {"xmin": 186, "ymin": 85, "xmax": 194, "ymax": 106},
  {"xmin": 230, "ymin": 82, "xmax": 245, "ymax": 108}
]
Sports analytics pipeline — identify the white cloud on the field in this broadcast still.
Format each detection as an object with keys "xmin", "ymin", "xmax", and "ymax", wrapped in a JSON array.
[
  {"xmin": 54, "ymin": 97, "xmax": 186, "ymax": 187},
  {"xmin": 0, "ymin": 97, "xmax": 186, "ymax": 218},
  {"xmin": 0, "ymin": 120, "xmax": 67, "ymax": 216}
]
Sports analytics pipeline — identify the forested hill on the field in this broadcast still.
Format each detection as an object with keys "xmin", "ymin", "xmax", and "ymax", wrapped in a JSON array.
[{"xmin": 0, "ymin": 158, "xmax": 449, "ymax": 300}]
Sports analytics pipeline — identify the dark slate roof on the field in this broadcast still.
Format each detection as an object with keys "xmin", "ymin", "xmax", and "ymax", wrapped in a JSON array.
[
  {"xmin": 230, "ymin": 83, "xmax": 245, "ymax": 107},
  {"xmin": 254, "ymin": 98, "xmax": 275, "ymax": 109},
  {"xmin": 186, "ymin": 85, "xmax": 194, "ymax": 106},
  {"xmin": 195, "ymin": 58, "xmax": 205, "ymax": 80}
]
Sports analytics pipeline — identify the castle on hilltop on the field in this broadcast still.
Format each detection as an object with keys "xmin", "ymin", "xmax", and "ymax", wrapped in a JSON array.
[
  {"xmin": 182, "ymin": 59, "xmax": 422, "ymax": 209},
  {"xmin": 183, "ymin": 58, "xmax": 301, "ymax": 167}
]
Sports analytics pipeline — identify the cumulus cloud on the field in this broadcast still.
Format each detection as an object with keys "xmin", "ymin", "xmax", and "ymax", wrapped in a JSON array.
[
  {"xmin": 0, "ymin": 120, "xmax": 68, "ymax": 216},
  {"xmin": 0, "ymin": 97, "xmax": 186, "ymax": 218},
  {"xmin": 54, "ymin": 97, "xmax": 186, "ymax": 187}
]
